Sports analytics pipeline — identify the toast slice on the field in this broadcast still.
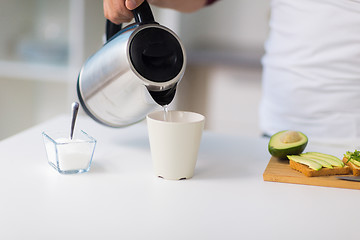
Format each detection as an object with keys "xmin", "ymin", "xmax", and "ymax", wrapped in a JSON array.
[
  {"xmin": 343, "ymin": 157, "xmax": 360, "ymax": 176},
  {"xmin": 290, "ymin": 159, "xmax": 350, "ymax": 177}
]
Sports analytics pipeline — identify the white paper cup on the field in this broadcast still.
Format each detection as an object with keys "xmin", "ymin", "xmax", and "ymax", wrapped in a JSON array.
[{"xmin": 147, "ymin": 110, "xmax": 205, "ymax": 180}]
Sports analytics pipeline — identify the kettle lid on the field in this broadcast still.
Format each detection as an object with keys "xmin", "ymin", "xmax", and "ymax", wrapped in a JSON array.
[{"xmin": 129, "ymin": 26, "xmax": 184, "ymax": 83}]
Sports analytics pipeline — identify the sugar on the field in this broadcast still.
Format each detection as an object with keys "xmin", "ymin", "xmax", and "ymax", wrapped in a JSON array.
[{"xmin": 46, "ymin": 138, "xmax": 93, "ymax": 171}]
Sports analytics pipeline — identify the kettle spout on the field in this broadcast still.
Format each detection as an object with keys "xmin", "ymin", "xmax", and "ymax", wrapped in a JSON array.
[{"xmin": 148, "ymin": 84, "xmax": 177, "ymax": 106}]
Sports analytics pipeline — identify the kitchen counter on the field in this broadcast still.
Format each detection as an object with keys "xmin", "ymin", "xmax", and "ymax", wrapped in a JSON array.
[{"xmin": 0, "ymin": 115, "xmax": 359, "ymax": 240}]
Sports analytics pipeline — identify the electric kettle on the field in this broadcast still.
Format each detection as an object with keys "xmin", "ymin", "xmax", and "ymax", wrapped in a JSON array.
[{"xmin": 77, "ymin": 0, "xmax": 186, "ymax": 127}]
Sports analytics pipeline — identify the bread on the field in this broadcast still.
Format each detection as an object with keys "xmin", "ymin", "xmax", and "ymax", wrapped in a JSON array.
[
  {"xmin": 343, "ymin": 157, "xmax": 360, "ymax": 176},
  {"xmin": 290, "ymin": 159, "xmax": 350, "ymax": 177}
]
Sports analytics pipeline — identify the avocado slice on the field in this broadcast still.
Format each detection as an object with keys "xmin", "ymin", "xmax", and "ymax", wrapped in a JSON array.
[
  {"xmin": 303, "ymin": 152, "xmax": 344, "ymax": 167},
  {"xmin": 349, "ymin": 158, "xmax": 360, "ymax": 167},
  {"xmin": 288, "ymin": 155, "xmax": 322, "ymax": 171},
  {"xmin": 268, "ymin": 130, "xmax": 308, "ymax": 158},
  {"xmin": 343, "ymin": 151, "xmax": 360, "ymax": 167},
  {"xmin": 298, "ymin": 155, "xmax": 333, "ymax": 168}
]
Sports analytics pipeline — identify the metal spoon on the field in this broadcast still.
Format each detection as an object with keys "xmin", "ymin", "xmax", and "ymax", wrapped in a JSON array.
[{"xmin": 70, "ymin": 102, "xmax": 79, "ymax": 140}]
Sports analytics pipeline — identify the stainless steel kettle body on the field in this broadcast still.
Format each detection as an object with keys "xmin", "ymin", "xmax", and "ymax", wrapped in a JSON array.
[{"xmin": 77, "ymin": 1, "xmax": 186, "ymax": 127}]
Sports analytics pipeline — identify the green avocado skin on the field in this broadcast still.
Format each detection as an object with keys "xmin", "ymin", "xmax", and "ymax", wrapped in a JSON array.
[
  {"xmin": 268, "ymin": 143, "xmax": 307, "ymax": 159},
  {"xmin": 268, "ymin": 131, "xmax": 308, "ymax": 159}
]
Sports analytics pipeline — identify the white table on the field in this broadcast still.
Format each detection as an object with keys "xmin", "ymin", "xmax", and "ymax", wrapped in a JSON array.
[{"xmin": 0, "ymin": 115, "xmax": 359, "ymax": 240}]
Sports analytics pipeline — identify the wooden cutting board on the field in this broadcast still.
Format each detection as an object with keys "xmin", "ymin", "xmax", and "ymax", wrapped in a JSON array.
[{"xmin": 263, "ymin": 157, "xmax": 360, "ymax": 190}]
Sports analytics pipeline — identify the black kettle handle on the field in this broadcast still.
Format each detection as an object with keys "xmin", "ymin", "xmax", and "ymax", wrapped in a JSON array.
[
  {"xmin": 106, "ymin": 0, "xmax": 155, "ymax": 41},
  {"xmin": 106, "ymin": 21, "xmax": 122, "ymax": 41},
  {"xmin": 132, "ymin": 0, "xmax": 155, "ymax": 24}
]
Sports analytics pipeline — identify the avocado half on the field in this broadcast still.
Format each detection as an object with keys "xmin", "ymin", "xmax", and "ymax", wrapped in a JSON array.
[{"xmin": 268, "ymin": 130, "xmax": 308, "ymax": 159}]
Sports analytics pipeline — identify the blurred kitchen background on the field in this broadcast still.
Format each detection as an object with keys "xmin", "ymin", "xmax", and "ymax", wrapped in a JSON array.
[{"xmin": 0, "ymin": 0, "xmax": 269, "ymax": 140}]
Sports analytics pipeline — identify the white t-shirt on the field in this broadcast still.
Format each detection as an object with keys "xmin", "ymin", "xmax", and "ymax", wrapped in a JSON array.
[{"xmin": 260, "ymin": 0, "xmax": 360, "ymax": 139}]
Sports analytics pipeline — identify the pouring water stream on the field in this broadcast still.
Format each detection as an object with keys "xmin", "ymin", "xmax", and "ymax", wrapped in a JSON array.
[{"xmin": 163, "ymin": 105, "xmax": 169, "ymax": 121}]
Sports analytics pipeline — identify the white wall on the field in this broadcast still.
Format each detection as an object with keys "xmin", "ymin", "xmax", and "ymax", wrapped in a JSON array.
[
  {"xmin": 173, "ymin": 0, "xmax": 269, "ymax": 136},
  {"xmin": 205, "ymin": 66, "xmax": 262, "ymax": 136},
  {"xmin": 178, "ymin": 0, "xmax": 270, "ymax": 51},
  {"xmin": 0, "ymin": 0, "xmax": 105, "ymax": 140}
]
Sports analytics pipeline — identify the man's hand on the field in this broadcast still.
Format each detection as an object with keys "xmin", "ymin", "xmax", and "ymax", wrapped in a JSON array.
[
  {"xmin": 104, "ymin": 0, "xmax": 144, "ymax": 24},
  {"xmin": 104, "ymin": 0, "xmax": 207, "ymax": 24}
]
